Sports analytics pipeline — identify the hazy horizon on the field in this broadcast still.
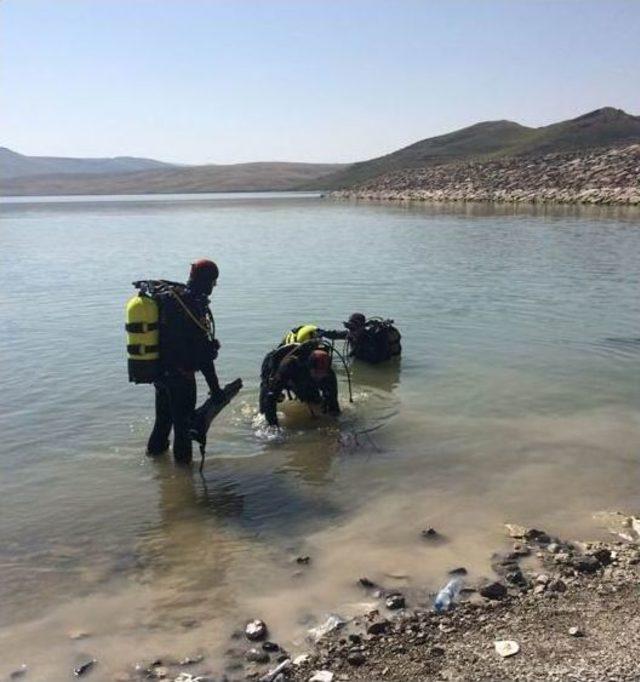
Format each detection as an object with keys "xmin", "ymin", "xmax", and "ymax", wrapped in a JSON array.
[{"xmin": 2, "ymin": 0, "xmax": 639, "ymax": 165}]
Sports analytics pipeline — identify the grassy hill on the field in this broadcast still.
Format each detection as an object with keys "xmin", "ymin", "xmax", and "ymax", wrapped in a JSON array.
[
  {"xmin": 0, "ymin": 161, "xmax": 345, "ymax": 196},
  {"xmin": 305, "ymin": 107, "xmax": 640, "ymax": 190}
]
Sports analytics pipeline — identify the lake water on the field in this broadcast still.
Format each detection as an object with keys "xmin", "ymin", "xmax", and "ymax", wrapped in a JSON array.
[{"xmin": 1, "ymin": 193, "xmax": 639, "ymax": 679}]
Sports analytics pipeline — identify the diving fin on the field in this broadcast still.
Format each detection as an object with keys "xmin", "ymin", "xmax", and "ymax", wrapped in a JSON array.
[{"xmin": 189, "ymin": 378, "xmax": 243, "ymax": 446}]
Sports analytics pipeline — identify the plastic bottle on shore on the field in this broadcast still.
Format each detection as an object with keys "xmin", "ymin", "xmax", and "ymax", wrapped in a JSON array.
[{"xmin": 434, "ymin": 577, "xmax": 462, "ymax": 613}]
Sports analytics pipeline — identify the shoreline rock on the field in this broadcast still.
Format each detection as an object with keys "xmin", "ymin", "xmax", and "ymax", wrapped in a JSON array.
[{"xmin": 331, "ymin": 144, "xmax": 640, "ymax": 206}]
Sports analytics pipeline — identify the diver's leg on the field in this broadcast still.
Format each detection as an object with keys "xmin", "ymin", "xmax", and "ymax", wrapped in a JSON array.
[
  {"xmin": 171, "ymin": 372, "xmax": 196, "ymax": 465},
  {"xmin": 147, "ymin": 381, "xmax": 172, "ymax": 455}
]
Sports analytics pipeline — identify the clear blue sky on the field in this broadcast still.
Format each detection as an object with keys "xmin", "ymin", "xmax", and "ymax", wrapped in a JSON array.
[{"xmin": 1, "ymin": 0, "xmax": 639, "ymax": 164}]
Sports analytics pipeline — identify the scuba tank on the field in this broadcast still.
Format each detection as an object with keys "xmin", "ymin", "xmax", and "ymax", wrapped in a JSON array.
[
  {"xmin": 125, "ymin": 279, "xmax": 180, "ymax": 383},
  {"xmin": 125, "ymin": 287, "xmax": 160, "ymax": 383},
  {"xmin": 283, "ymin": 324, "xmax": 319, "ymax": 345},
  {"xmin": 125, "ymin": 278, "xmax": 213, "ymax": 383}
]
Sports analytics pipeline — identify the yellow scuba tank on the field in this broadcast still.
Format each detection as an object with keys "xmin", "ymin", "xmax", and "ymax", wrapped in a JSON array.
[
  {"xmin": 125, "ymin": 293, "xmax": 160, "ymax": 383},
  {"xmin": 284, "ymin": 324, "xmax": 318, "ymax": 345}
]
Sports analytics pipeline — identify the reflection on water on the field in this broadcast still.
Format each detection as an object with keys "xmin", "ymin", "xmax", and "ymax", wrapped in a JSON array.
[{"xmin": 1, "ymin": 195, "xmax": 639, "ymax": 678}]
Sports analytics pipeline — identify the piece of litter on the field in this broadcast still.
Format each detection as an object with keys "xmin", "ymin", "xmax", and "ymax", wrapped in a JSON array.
[
  {"xmin": 309, "ymin": 672, "xmax": 334, "ymax": 682},
  {"xmin": 307, "ymin": 614, "xmax": 346, "ymax": 642}
]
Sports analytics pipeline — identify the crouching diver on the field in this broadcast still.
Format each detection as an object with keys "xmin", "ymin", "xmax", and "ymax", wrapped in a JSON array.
[
  {"xmin": 142, "ymin": 259, "xmax": 224, "ymax": 465},
  {"xmin": 343, "ymin": 313, "xmax": 402, "ymax": 364},
  {"xmin": 259, "ymin": 341, "xmax": 340, "ymax": 427}
]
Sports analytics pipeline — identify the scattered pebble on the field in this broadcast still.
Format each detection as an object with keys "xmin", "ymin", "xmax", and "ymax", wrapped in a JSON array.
[
  {"xmin": 9, "ymin": 665, "xmax": 28, "ymax": 679},
  {"xmin": 69, "ymin": 630, "xmax": 91, "ymax": 641},
  {"xmin": 246, "ymin": 620, "xmax": 268, "ymax": 641},
  {"xmin": 179, "ymin": 654, "xmax": 204, "ymax": 665},
  {"xmin": 74, "ymin": 659, "xmax": 97, "ymax": 677},
  {"xmin": 569, "ymin": 626, "xmax": 584, "ymax": 637},
  {"xmin": 505, "ymin": 523, "xmax": 528, "ymax": 539},
  {"xmin": 246, "ymin": 648, "xmax": 270, "ymax": 664},
  {"xmin": 366, "ymin": 618, "xmax": 390, "ymax": 635},
  {"xmin": 385, "ymin": 593, "xmax": 405, "ymax": 610},
  {"xmin": 494, "ymin": 640, "xmax": 520, "ymax": 658},
  {"xmin": 346, "ymin": 651, "xmax": 366, "ymax": 666},
  {"xmin": 479, "ymin": 581, "xmax": 507, "ymax": 600}
]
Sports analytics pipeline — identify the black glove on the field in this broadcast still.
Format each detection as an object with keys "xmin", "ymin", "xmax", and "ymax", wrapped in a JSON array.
[
  {"xmin": 209, "ymin": 386, "xmax": 226, "ymax": 403},
  {"xmin": 209, "ymin": 338, "xmax": 221, "ymax": 360}
]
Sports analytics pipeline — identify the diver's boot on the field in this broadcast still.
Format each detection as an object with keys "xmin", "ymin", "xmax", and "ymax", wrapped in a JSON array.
[
  {"xmin": 172, "ymin": 436, "xmax": 193, "ymax": 466},
  {"xmin": 146, "ymin": 443, "xmax": 169, "ymax": 457},
  {"xmin": 146, "ymin": 435, "xmax": 170, "ymax": 457}
]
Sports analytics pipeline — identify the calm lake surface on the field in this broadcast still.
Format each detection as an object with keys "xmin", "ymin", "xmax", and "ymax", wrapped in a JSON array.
[{"xmin": 1, "ymin": 193, "xmax": 639, "ymax": 679}]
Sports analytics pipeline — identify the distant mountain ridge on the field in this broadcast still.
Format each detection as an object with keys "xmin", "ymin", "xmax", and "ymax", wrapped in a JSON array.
[
  {"xmin": 1, "ymin": 107, "xmax": 638, "ymax": 196},
  {"xmin": 305, "ymin": 107, "xmax": 640, "ymax": 190},
  {"xmin": 0, "ymin": 147, "xmax": 175, "ymax": 180},
  {"xmin": 0, "ymin": 161, "xmax": 346, "ymax": 196}
]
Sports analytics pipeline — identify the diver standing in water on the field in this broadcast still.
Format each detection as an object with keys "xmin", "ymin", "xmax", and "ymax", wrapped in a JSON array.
[
  {"xmin": 126, "ymin": 259, "xmax": 224, "ymax": 464},
  {"xmin": 259, "ymin": 341, "xmax": 340, "ymax": 427},
  {"xmin": 148, "ymin": 260, "xmax": 223, "ymax": 464}
]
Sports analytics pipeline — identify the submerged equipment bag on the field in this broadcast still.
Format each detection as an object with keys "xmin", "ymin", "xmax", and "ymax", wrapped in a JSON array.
[{"xmin": 125, "ymin": 291, "xmax": 160, "ymax": 383}]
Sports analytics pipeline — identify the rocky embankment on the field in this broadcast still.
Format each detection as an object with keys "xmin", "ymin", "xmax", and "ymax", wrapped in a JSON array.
[
  {"xmin": 286, "ymin": 525, "xmax": 640, "ymax": 682},
  {"xmin": 332, "ymin": 145, "xmax": 640, "ymax": 205}
]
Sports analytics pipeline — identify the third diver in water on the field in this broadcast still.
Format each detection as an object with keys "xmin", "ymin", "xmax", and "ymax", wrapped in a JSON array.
[{"xmin": 281, "ymin": 315, "xmax": 402, "ymax": 364}]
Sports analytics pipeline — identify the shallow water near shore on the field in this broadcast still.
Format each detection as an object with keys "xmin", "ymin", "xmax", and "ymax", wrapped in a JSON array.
[{"xmin": 1, "ymin": 193, "xmax": 639, "ymax": 679}]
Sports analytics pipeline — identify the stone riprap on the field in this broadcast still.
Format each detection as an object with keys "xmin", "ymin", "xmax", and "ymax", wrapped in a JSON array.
[{"xmin": 332, "ymin": 144, "xmax": 640, "ymax": 205}]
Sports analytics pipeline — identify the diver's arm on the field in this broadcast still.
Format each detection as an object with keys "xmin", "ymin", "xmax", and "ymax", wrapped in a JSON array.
[
  {"xmin": 318, "ymin": 328, "xmax": 348, "ymax": 341},
  {"xmin": 200, "ymin": 360, "xmax": 223, "ymax": 397},
  {"xmin": 260, "ymin": 388, "xmax": 279, "ymax": 426},
  {"xmin": 260, "ymin": 357, "xmax": 298, "ymax": 426},
  {"xmin": 260, "ymin": 374, "xmax": 284, "ymax": 426}
]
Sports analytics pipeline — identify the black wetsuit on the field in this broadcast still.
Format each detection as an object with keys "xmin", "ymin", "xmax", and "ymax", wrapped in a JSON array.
[
  {"xmin": 147, "ymin": 286, "xmax": 220, "ymax": 463},
  {"xmin": 259, "ymin": 343, "xmax": 340, "ymax": 427}
]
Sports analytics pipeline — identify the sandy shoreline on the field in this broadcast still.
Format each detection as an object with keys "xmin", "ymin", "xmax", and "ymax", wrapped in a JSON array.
[
  {"xmin": 331, "ymin": 145, "xmax": 640, "ymax": 206},
  {"xmin": 45, "ymin": 516, "xmax": 639, "ymax": 682}
]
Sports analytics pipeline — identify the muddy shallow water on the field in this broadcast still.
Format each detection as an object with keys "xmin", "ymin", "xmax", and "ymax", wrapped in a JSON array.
[{"xmin": 1, "ymin": 194, "xmax": 639, "ymax": 679}]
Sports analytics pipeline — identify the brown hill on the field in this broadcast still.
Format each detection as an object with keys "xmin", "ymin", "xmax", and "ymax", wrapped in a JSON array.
[{"xmin": 0, "ymin": 161, "xmax": 345, "ymax": 196}]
